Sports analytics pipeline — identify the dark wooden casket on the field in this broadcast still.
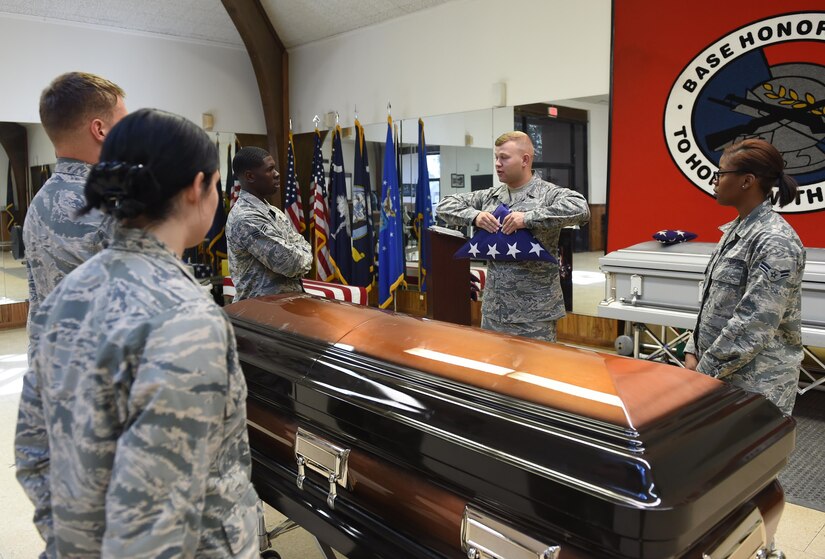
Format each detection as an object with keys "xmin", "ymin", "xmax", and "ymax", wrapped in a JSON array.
[{"xmin": 225, "ymin": 294, "xmax": 794, "ymax": 559}]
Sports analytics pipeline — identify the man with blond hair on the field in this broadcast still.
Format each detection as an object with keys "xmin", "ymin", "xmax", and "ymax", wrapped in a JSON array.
[
  {"xmin": 437, "ymin": 131, "xmax": 589, "ymax": 342},
  {"xmin": 17, "ymin": 71, "xmax": 126, "ymax": 558},
  {"xmin": 23, "ymin": 72, "xmax": 127, "ymax": 325}
]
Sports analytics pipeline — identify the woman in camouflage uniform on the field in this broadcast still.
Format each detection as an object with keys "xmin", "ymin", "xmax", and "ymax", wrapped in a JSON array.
[
  {"xmin": 684, "ymin": 139, "xmax": 805, "ymax": 416},
  {"xmin": 15, "ymin": 109, "xmax": 259, "ymax": 557}
]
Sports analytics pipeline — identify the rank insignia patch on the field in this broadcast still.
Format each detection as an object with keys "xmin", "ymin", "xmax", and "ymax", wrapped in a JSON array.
[{"xmin": 759, "ymin": 261, "xmax": 791, "ymax": 281}]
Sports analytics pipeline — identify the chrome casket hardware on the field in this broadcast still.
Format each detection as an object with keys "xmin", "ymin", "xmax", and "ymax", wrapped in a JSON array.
[
  {"xmin": 294, "ymin": 427, "xmax": 350, "ymax": 509},
  {"xmin": 702, "ymin": 507, "xmax": 769, "ymax": 559},
  {"xmin": 461, "ymin": 505, "xmax": 560, "ymax": 559}
]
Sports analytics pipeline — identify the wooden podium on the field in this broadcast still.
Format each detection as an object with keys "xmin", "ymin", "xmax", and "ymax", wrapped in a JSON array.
[{"xmin": 428, "ymin": 226, "xmax": 470, "ymax": 325}]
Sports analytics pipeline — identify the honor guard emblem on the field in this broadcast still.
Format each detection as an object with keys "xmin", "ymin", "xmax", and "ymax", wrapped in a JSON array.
[{"xmin": 664, "ymin": 12, "xmax": 825, "ymax": 214}]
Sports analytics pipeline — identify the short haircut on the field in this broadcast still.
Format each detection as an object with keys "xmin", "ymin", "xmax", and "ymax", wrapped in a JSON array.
[
  {"xmin": 39, "ymin": 72, "xmax": 125, "ymax": 144},
  {"xmin": 495, "ymin": 131, "xmax": 534, "ymax": 157},
  {"xmin": 232, "ymin": 147, "xmax": 271, "ymax": 176}
]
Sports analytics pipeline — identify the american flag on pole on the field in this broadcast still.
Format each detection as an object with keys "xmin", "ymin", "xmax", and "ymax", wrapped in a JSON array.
[
  {"xmin": 310, "ymin": 129, "xmax": 334, "ymax": 281},
  {"xmin": 284, "ymin": 131, "xmax": 306, "ymax": 234}
]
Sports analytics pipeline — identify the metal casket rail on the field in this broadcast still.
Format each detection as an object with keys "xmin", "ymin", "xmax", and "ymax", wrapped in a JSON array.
[{"xmin": 226, "ymin": 293, "xmax": 795, "ymax": 558}]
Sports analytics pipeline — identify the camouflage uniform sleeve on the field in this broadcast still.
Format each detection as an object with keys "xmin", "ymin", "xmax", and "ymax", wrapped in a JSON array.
[
  {"xmin": 15, "ymin": 312, "xmax": 54, "ymax": 556},
  {"xmin": 15, "ymin": 370, "xmax": 54, "ymax": 555},
  {"xmin": 523, "ymin": 186, "xmax": 590, "ymax": 229},
  {"xmin": 101, "ymin": 309, "xmax": 230, "ymax": 557},
  {"xmin": 241, "ymin": 212, "xmax": 312, "ymax": 278},
  {"xmin": 696, "ymin": 238, "xmax": 803, "ymax": 378},
  {"xmin": 25, "ymin": 260, "xmax": 40, "ymax": 336},
  {"xmin": 435, "ymin": 190, "xmax": 488, "ymax": 227},
  {"xmin": 684, "ymin": 334, "xmax": 696, "ymax": 356}
]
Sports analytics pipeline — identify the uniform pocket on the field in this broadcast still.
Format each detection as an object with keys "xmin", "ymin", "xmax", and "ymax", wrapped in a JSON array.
[{"xmin": 711, "ymin": 257, "xmax": 747, "ymax": 285}]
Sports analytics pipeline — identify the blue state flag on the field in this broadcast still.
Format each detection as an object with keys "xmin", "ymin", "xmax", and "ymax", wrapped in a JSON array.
[
  {"xmin": 379, "ymin": 117, "xmax": 405, "ymax": 308},
  {"xmin": 351, "ymin": 119, "xmax": 375, "ymax": 288},
  {"xmin": 328, "ymin": 126, "xmax": 352, "ymax": 284},
  {"xmin": 413, "ymin": 119, "xmax": 433, "ymax": 292}
]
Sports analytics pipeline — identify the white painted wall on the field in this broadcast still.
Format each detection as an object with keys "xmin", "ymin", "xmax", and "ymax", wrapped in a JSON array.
[
  {"xmin": 287, "ymin": 0, "xmax": 610, "ymax": 202},
  {"xmin": 288, "ymin": 0, "xmax": 611, "ymax": 134},
  {"xmin": 25, "ymin": 125, "xmax": 55, "ymax": 169},
  {"xmin": 0, "ymin": 14, "xmax": 264, "ymax": 134}
]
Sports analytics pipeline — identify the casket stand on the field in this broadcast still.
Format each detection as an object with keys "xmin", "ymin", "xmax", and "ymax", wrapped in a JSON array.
[
  {"xmin": 226, "ymin": 294, "xmax": 794, "ymax": 559},
  {"xmin": 598, "ymin": 241, "xmax": 825, "ymax": 394}
]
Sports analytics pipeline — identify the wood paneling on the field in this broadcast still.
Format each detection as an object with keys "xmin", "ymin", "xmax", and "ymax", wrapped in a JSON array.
[
  {"xmin": 557, "ymin": 312, "xmax": 620, "ymax": 349},
  {"xmin": 589, "ymin": 203, "xmax": 606, "ymax": 252},
  {"xmin": 0, "ymin": 301, "xmax": 28, "ymax": 330},
  {"xmin": 393, "ymin": 289, "xmax": 427, "ymax": 317}
]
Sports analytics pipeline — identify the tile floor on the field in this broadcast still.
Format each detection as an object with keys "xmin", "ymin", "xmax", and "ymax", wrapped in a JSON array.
[{"xmin": 1, "ymin": 325, "xmax": 824, "ymax": 558}]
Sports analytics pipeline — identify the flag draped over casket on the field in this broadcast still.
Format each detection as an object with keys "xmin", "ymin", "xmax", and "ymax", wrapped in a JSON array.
[
  {"xmin": 351, "ymin": 119, "xmax": 375, "ymax": 289},
  {"xmin": 284, "ymin": 131, "xmax": 306, "ymax": 234},
  {"xmin": 378, "ymin": 116, "xmax": 405, "ymax": 308},
  {"xmin": 311, "ymin": 129, "xmax": 335, "ymax": 281},
  {"xmin": 328, "ymin": 126, "xmax": 352, "ymax": 284},
  {"xmin": 454, "ymin": 204, "xmax": 557, "ymax": 264},
  {"xmin": 414, "ymin": 119, "xmax": 433, "ymax": 292}
]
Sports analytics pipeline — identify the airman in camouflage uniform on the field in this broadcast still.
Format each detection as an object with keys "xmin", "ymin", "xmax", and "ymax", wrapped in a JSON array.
[
  {"xmin": 17, "ymin": 108, "xmax": 260, "ymax": 557},
  {"xmin": 437, "ymin": 132, "xmax": 589, "ymax": 342},
  {"xmin": 16, "ymin": 227, "xmax": 260, "ymax": 558},
  {"xmin": 226, "ymin": 148, "xmax": 312, "ymax": 301},
  {"xmin": 23, "ymin": 158, "xmax": 114, "ymax": 326},
  {"xmin": 684, "ymin": 200, "xmax": 804, "ymax": 415},
  {"xmin": 24, "ymin": 72, "xmax": 126, "ymax": 335}
]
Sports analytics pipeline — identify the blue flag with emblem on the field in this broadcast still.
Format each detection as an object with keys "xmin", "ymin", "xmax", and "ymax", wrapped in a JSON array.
[
  {"xmin": 351, "ymin": 119, "xmax": 375, "ymax": 289},
  {"xmin": 413, "ymin": 119, "xmax": 433, "ymax": 292},
  {"xmin": 454, "ymin": 204, "xmax": 557, "ymax": 264},
  {"xmin": 379, "ymin": 117, "xmax": 405, "ymax": 308},
  {"xmin": 328, "ymin": 125, "xmax": 352, "ymax": 284}
]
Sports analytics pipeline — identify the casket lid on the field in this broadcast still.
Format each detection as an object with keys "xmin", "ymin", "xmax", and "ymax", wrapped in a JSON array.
[
  {"xmin": 227, "ymin": 294, "xmax": 722, "ymax": 431},
  {"xmin": 602, "ymin": 241, "xmax": 825, "ymax": 284},
  {"xmin": 599, "ymin": 241, "xmax": 715, "ymax": 274}
]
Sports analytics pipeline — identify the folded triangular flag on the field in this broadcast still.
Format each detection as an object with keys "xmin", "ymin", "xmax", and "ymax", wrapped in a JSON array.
[
  {"xmin": 652, "ymin": 229, "xmax": 698, "ymax": 246},
  {"xmin": 454, "ymin": 204, "xmax": 557, "ymax": 264}
]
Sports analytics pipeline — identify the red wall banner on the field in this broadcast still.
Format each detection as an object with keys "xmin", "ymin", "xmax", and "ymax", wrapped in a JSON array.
[{"xmin": 608, "ymin": 2, "xmax": 825, "ymax": 252}]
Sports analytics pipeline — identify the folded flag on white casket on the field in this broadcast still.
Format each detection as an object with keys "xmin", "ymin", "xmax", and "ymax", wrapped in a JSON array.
[
  {"xmin": 652, "ymin": 229, "xmax": 698, "ymax": 245},
  {"xmin": 453, "ymin": 204, "xmax": 557, "ymax": 264}
]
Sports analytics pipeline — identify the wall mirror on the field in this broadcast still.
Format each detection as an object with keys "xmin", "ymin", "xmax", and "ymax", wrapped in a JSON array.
[
  {"xmin": 2, "ymin": 97, "xmax": 608, "ymax": 319},
  {"xmin": 307, "ymin": 98, "xmax": 607, "ymax": 317}
]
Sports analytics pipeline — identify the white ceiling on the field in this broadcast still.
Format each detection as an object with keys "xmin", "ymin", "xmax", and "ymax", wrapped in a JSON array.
[
  {"xmin": 0, "ymin": 0, "xmax": 454, "ymax": 49},
  {"xmin": 261, "ymin": 0, "xmax": 452, "ymax": 48}
]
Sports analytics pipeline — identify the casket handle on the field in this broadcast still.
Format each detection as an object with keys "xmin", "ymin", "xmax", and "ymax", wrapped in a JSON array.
[
  {"xmin": 461, "ymin": 505, "xmax": 560, "ymax": 559},
  {"xmin": 294, "ymin": 427, "xmax": 351, "ymax": 510}
]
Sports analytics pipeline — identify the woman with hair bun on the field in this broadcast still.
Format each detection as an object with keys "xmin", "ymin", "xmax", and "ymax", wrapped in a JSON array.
[
  {"xmin": 684, "ymin": 138, "xmax": 805, "ymax": 416},
  {"xmin": 15, "ymin": 108, "xmax": 260, "ymax": 557}
]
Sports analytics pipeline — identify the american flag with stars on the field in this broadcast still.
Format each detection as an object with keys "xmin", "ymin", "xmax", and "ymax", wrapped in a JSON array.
[
  {"xmin": 454, "ymin": 204, "xmax": 557, "ymax": 263},
  {"xmin": 284, "ymin": 132, "xmax": 306, "ymax": 233},
  {"xmin": 310, "ymin": 129, "xmax": 335, "ymax": 281}
]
